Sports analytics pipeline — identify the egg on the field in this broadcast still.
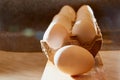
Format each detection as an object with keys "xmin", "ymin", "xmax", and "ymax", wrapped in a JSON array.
[
  {"xmin": 52, "ymin": 5, "xmax": 76, "ymax": 33},
  {"xmin": 43, "ymin": 5, "xmax": 76, "ymax": 50},
  {"xmin": 59, "ymin": 5, "xmax": 76, "ymax": 23},
  {"xmin": 72, "ymin": 5, "xmax": 98, "ymax": 44},
  {"xmin": 43, "ymin": 24, "xmax": 69, "ymax": 50},
  {"xmin": 77, "ymin": 5, "xmax": 94, "ymax": 21},
  {"xmin": 52, "ymin": 14, "xmax": 73, "ymax": 33},
  {"xmin": 54, "ymin": 45, "xmax": 95, "ymax": 75}
]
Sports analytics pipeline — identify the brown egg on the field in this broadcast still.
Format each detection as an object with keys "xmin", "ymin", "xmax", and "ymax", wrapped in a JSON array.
[
  {"xmin": 54, "ymin": 45, "xmax": 95, "ymax": 75},
  {"xmin": 43, "ymin": 24, "xmax": 69, "ymax": 50},
  {"xmin": 52, "ymin": 14, "xmax": 73, "ymax": 33},
  {"xmin": 43, "ymin": 5, "xmax": 76, "ymax": 50},
  {"xmin": 77, "ymin": 5, "xmax": 94, "ymax": 20},
  {"xmin": 52, "ymin": 5, "xmax": 76, "ymax": 33},
  {"xmin": 59, "ymin": 5, "xmax": 76, "ymax": 22},
  {"xmin": 72, "ymin": 5, "xmax": 97, "ymax": 44}
]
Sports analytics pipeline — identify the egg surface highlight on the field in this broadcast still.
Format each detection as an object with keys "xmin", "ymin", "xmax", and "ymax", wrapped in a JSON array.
[{"xmin": 54, "ymin": 45, "xmax": 95, "ymax": 75}]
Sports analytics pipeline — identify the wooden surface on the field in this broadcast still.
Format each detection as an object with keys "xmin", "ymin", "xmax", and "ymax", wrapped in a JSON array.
[
  {"xmin": 0, "ymin": 51, "xmax": 120, "ymax": 80},
  {"xmin": 41, "ymin": 51, "xmax": 120, "ymax": 80},
  {"xmin": 100, "ymin": 51, "xmax": 120, "ymax": 80},
  {"xmin": 0, "ymin": 51, "xmax": 47, "ymax": 80}
]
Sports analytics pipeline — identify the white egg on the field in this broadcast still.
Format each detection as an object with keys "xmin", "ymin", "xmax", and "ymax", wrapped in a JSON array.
[{"xmin": 54, "ymin": 45, "xmax": 95, "ymax": 75}]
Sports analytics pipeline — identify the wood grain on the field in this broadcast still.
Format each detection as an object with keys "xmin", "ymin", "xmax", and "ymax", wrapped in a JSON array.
[
  {"xmin": 100, "ymin": 51, "xmax": 120, "ymax": 80},
  {"xmin": 0, "ymin": 51, "xmax": 47, "ymax": 80}
]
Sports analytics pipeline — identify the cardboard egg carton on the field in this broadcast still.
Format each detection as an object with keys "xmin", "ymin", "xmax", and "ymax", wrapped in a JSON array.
[{"xmin": 40, "ymin": 5, "xmax": 105, "ymax": 80}]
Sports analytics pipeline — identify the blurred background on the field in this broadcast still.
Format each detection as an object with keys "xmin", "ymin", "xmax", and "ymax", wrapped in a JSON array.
[{"xmin": 0, "ymin": 0, "xmax": 120, "ymax": 52}]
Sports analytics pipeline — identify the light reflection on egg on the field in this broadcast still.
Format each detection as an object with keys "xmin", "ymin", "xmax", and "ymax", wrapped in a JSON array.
[
  {"xmin": 43, "ymin": 24, "xmax": 69, "ymax": 50},
  {"xmin": 72, "ymin": 5, "xmax": 97, "ymax": 44},
  {"xmin": 54, "ymin": 45, "xmax": 95, "ymax": 75}
]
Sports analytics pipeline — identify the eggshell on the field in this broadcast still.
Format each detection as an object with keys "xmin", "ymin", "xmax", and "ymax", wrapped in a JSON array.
[
  {"xmin": 59, "ymin": 5, "xmax": 76, "ymax": 22},
  {"xmin": 54, "ymin": 45, "xmax": 95, "ymax": 75},
  {"xmin": 51, "ymin": 5, "xmax": 76, "ymax": 33},
  {"xmin": 72, "ymin": 18, "xmax": 96, "ymax": 43},
  {"xmin": 72, "ymin": 5, "xmax": 97, "ymax": 44},
  {"xmin": 77, "ymin": 5, "xmax": 97, "ymax": 30},
  {"xmin": 77, "ymin": 5, "xmax": 94, "ymax": 19},
  {"xmin": 43, "ymin": 24, "xmax": 69, "ymax": 50},
  {"xmin": 52, "ymin": 14, "xmax": 73, "ymax": 33},
  {"xmin": 43, "ymin": 5, "xmax": 76, "ymax": 50}
]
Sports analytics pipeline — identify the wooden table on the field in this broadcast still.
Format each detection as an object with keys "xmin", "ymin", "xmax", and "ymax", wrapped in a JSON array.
[
  {"xmin": 100, "ymin": 51, "xmax": 120, "ymax": 80},
  {"xmin": 0, "ymin": 51, "xmax": 47, "ymax": 80},
  {"xmin": 0, "ymin": 50, "xmax": 120, "ymax": 80}
]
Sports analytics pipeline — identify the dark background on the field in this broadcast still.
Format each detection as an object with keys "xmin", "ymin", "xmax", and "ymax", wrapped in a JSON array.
[{"xmin": 0, "ymin": 0, "xmax": 120, "ymax": 52}]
